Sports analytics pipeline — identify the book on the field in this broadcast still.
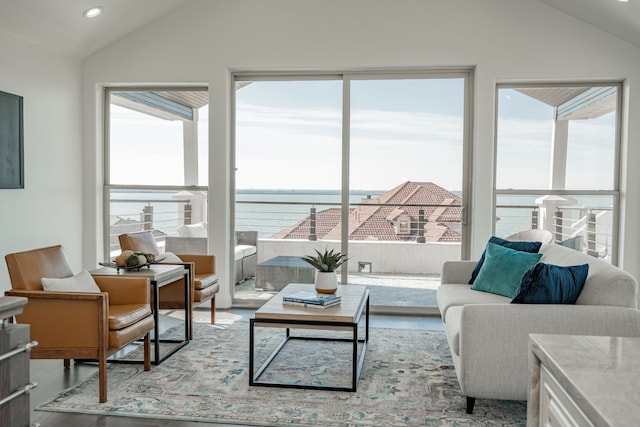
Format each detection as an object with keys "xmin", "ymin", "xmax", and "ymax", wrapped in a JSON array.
[
  {"xmin": 282, "ymin": 299, "xmax": 342, "ymax": 309},
  {"xmin": 282, "ymin": 290, "xmax": 341, "ymax": 305}
]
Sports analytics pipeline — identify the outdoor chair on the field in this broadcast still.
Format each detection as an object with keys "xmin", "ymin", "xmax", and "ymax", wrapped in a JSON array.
[
  {"xmin": 118, "ymin": 231, "xmax": 220, "ymax": 337},
  {"xmin": 4, "ymin": 245, "xmax": 154, "ymax": 403}
]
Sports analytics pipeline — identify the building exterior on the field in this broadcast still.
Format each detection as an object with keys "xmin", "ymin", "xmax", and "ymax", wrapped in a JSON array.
[{"xmin": 273, "ymin": 181, "xmax": 461, "ymax": 242}]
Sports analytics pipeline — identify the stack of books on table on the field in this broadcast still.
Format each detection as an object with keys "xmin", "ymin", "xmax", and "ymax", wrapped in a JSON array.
[{"xmin": 282, "ymin": 291, "xmax": 342, "ymax": 309}]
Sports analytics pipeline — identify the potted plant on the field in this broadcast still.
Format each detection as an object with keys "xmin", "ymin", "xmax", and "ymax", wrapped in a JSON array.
[{"xmin": 301, "ymin": 248, "xmax": 348, "ymax": 294}]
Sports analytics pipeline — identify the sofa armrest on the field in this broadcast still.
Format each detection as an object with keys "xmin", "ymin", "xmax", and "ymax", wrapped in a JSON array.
[
  {"xmin": 94, "ymin": 276, "xmax": 150, "ymax": 305},
  {"xmin": 5, "ymin": 289, "xmax": 107, "ymax": 348},
  {"xmin": 457, "ymin": 303, "xmax": 640, "ymax": 399},
  {"xmin": 441, "ymin": 261, "xmax": 476, "ymax": 285}
]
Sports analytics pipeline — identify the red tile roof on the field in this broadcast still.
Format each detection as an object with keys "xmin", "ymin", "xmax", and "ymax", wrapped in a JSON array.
[{"xmin": 272, "ymin": 181, "xmax": 462, "ymax": 243}]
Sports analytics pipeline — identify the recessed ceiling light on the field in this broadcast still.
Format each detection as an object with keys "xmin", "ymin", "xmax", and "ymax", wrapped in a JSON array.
[
  {"xmin": 82, "ymin": 6, "xmax": 103, "ymax": 18},
  {"xmin": 618, "ymin": 0, "xmax": 629, "ymax": 3}
]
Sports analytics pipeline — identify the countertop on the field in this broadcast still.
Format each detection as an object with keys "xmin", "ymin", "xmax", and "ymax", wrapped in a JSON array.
[{"xmin": 530, "ymin": 334, "xmax": 640, "ymax": 427}]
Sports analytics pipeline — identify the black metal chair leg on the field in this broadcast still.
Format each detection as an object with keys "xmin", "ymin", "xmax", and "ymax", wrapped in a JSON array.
[{"xmin": 466, "ymin": 396, "xmax": 476, "ymax": 414}]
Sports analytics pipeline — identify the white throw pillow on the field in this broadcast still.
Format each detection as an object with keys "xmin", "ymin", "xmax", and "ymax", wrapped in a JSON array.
[
  {"xmin": 158, "ymin": 252, "xmax": 183, "ymax": 263},
  {"xmin": 176, "ymin": 222, "xmax": 207, "ymax": 238},
  {"xmin": 41, "ymin": 270, "xmax": 101, "ymax": 293}
]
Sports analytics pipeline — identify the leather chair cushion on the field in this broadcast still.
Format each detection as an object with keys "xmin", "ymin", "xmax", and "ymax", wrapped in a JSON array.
[
  {"xmin": 109, "ymin": 314, "xmax": 155, "ymax": 349},
  {"xmin": 109, "ymin": 303, "xmax": 153, "ymax": 331},
  {"xmin": 194, "ymin": 273, "xmax": 219, "ymax": 290},
  {"xmin": 194, "ymin": 282, "xmax": 219, "ymax": 302},
  {"xmin": 5, "ymin": 245, "xmax": 75, "ymax": 291},
  {"xmin": 119, "ymin": 232, "xmax": 161, "ymax": 256}
]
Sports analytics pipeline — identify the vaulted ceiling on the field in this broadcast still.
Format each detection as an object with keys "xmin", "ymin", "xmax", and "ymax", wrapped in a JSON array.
[{"xmin": 0, "ymin": 0, "xmax": 638, "ymax": 60}]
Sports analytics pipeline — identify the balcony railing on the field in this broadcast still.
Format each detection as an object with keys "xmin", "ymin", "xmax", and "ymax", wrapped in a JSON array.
[
  {"xmin": 107, "ymin": 189, "xmax": 615, "ymax": 267},
  {"xmin": 495, "ymin": 203, "xmax": 613, "ymax": 261}
]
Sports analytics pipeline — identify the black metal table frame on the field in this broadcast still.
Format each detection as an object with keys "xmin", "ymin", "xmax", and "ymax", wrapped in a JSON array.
[
  {"xmin": 249, "ymin": 293, "xmax": 369, "ymax": 392},
  {"xmin": 108, "ymin": 265, "xmax": 191, "ymax": 366}
]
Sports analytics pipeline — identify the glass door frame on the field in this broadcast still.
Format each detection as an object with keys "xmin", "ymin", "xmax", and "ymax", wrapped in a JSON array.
[{"xmin": 231, "ymin": 69, "xmax": 474, "ymax": 287}]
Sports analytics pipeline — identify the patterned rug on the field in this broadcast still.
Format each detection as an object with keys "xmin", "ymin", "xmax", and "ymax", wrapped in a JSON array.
[{"xmin": 38, "ymin": 322, "xmax": 527, "ymax": 426}]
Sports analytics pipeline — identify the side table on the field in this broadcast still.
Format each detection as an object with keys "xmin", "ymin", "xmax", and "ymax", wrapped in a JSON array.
[{"xmin": 90, "ymin": 264, "xmax": 191, "ymax": 365}]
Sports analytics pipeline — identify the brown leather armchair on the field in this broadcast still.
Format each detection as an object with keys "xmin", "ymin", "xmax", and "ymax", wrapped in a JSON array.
[
  {"xmin": 118, "ymin": 231, "xmax": 220, "ymax": 336},
  {"xmin": 4, "ymin": 245, "xmax": 154, "ymax": 403}
]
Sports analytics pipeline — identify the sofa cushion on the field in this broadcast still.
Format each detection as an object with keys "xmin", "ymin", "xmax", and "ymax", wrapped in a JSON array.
[
  {"xmin": 238, "ymin": 245, "xmax": 256, "ymax": 257},
  {"xmin": 471, "ymin": 243, "xmax": 542, "ymax": 298},
  {"xmin": 469, "ymin": 236, "xmax": 542, "ymax": 284},
  {"xmin": 437, "ymin": 284, "xmax": 511, "ymax": 321},
  {"xmin": 177, "ymin": 222, "xmax": 208, "ymax": 238},
  {"xmin": 512, "ymin": 263, "xmax": 589, "ymax": 304},
  {"xmin": 41, "ymin": 270, "xmax": 101, "ymax": 293}
]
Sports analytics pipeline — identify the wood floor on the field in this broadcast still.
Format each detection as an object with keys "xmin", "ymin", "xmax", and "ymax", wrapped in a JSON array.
[{"xmin": 29, "ymin": 308, "xmax": 443, "ymax": 427}]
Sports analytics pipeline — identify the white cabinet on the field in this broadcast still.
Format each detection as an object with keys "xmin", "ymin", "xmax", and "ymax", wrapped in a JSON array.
[
  {"xmin": 529, "ymin": 334, "xmax": 640, "ymax": 427},
  {"xmin": 0, "ymin": 297, "xmax": 37, "ymax": 427},
  {"xmin": 539, "ymin": 365, "xmax": 593, "ymax": 427}
]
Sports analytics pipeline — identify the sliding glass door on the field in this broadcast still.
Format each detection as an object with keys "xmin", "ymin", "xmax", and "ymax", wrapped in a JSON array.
[
  {"xmin": 233, "ymin": 78, "xmax": 343, "ymax": 300},
  {"xmin": 233, "ymin": 71, "xmax": 472, "ymax": 309},
  {"xmin": 347, "ymin": 76, "xmax": 468, "ymax": 305}
]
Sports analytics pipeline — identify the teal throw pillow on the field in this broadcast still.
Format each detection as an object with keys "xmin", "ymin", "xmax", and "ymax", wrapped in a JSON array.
[
  {"xmin": 511, "ymin": 263, "xmax": 589, "ymax": 304},
  {"xmin": 469, "ymin": 236, "xmax": 542, "ymax": 284},
  {"xmin": 470, "ymin": 242, "xmax": 542, "ymax": 298}
]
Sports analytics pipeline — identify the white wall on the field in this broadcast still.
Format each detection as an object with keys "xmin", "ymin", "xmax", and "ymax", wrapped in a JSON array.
[
  {"xmin": 0, "ymin": 31, "xmax": 83, "ymax": 292},
  {"xmin": 81, "ymin": 0, "xmax": 640, "ymax": 307}
]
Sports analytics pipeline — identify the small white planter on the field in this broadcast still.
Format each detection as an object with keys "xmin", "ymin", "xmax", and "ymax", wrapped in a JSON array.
[{"xmin": 315, "ymin": 271, "xmax": 337, "ymax": 294}]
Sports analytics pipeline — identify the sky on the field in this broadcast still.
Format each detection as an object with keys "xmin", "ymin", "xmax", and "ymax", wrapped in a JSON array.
[
  {"xmin": 235, "ymin": 78, "xmax": 465, "ymax": 191},
  {"xmin": 109, "ymin": 80, "xmax": 617, "ymax": 193}
]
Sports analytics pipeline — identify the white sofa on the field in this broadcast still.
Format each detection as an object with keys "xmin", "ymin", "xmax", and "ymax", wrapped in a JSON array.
[
  {"xmin": 437, "ymin": 243, "xmax": 640, "ymax": 413},
  {"xmin": 164, "ymin": 223, "xmax": 257, "ymax": 283}
]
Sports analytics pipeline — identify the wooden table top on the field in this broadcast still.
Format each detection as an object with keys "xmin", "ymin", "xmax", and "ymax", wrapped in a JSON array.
[
  {"xmin": 90, "ymin": 263, "xmax": 185, "ymax": 282},
  {"xmin": 254, "ymin": 283, "xmax": 369, "ymax": 324}
]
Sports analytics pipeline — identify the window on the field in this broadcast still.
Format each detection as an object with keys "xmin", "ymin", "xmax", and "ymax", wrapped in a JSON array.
[
  {"xmin": 104, "ymin": 88, "xmax": 209, "ymax": 257},
  {"xmin": 495, "ymin": 83, "xmax": 620, "ymax": 263}
]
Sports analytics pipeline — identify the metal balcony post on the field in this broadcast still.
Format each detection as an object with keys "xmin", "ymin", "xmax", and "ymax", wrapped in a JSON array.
[
  {"xmin": 184, "ymin": 203, "xmax": 192, "ymax": 225},
  {"xmin": 143, "ymin": 205, "xmax": 153, "ymax": 231},
  {"xmin": 308, "ymin": 207, "xmax": 317, "ymax": 241},
  {"xmin": 554, "ymin": 209, "xmax": 563, "ymax": 243},
  {"xmin": 587, "ymin": 211, "xmax": 598, "ymax": 257},
  {"xmin": 417, "ymin": 208, "xmax": 425, "ymax": 243}
]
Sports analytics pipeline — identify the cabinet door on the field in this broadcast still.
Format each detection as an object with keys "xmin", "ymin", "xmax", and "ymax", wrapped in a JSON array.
[{"xmin": 540, "ymin": 365, "xmax": 594, "ymax": 427}]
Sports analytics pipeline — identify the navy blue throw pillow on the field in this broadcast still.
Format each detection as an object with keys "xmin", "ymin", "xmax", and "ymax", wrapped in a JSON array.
[
  {"xmin": 511, "ymin": 263, "xmax": 589, "ymax": 304},
  {"xmin": 469, "ymin": 236, "xmax": 543, "ymax": 284}
]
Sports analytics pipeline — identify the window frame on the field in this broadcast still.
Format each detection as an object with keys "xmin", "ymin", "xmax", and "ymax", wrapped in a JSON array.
[
  {"xmin": 493, "ymin": 81, "xmax": 622, "ymax": 265},
  {"xmin": 103, "ymin": 86, "xmax": 209, "ymax": 259},
  {"xmin": 232, "ymin": 69, "xmax": 474, "ymax": 289}
]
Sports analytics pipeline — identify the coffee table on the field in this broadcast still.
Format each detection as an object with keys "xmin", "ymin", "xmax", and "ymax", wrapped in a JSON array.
[{"xmin": 249, "ymin": 283, "xmax": 369, "ymax": 392}]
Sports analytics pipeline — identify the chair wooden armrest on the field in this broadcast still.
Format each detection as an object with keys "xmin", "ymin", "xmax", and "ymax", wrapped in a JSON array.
[{"xmin": 94, "ymin": 277, "xmax": 150, "ymax": 305}]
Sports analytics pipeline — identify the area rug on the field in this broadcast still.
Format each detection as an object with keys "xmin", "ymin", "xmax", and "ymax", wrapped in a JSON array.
[{"xmin": 38, "ymin": 322, "xmax": 527, "ymax": 426}]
